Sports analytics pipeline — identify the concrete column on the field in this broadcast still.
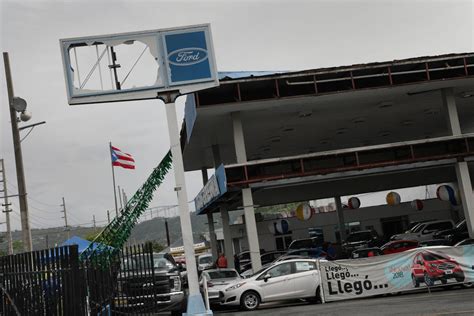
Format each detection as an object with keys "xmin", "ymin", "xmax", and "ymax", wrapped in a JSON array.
[
  {"xmin": 243, "ymin": 188, "xmax": 262, "ymax": 271},
  {"xmin": 335, "ymin": 196, "xmax": 347, "ymax": 242},
  {"xmin": 220, "ymin": 207, "xmax": 235, "ymax": 268},
  {"xmin": 443, "ymin": 88, "xmax": 473, "ymax": 237},
  {"xmin": 232, "ymin": 112, "xmax": 247, "ymax": 163},
  {"xmin": 212, "ymin": 144, "xmax": 222, "ymax": 166},
  {"xmin": 442, "ymin": 88, "xmax": 461, "ymax": 136},
  {"xmin": 455, "ymin": 162, "xmax": 474, "ymax": 238},
  {"xmin": 201, "ymin": 167, "xmax": 219, "ymax": 261},
  {"xmin": 231, "ymin": 111, "xmax": 261, "ymax": 270},
  {"xmin": 207, "ymin": 212, "xmax": 219, "ymax": 261}
]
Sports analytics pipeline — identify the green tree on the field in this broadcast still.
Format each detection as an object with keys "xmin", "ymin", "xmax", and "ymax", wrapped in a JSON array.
[
  {"xmin": 12, "ymin": 240, "xmax": 23, "ymax": 253},
  {"xmin": 85, "ymin": 230, "xmax": 102, "ymax": 242}
]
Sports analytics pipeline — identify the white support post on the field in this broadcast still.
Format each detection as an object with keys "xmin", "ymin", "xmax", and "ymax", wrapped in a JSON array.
[
  {"xmin": 220, "ymin": 207, "xmax": 234, "ymax": 268},
  {"xmin": 207, "ymin": 212, "xmax": 219, "ymax": 261},
  {"xmin": 164, "ymin": 101, "xmax": 210, "ymax": 315},
  {"xmin": 232, "ymin": 112, "xmax": 247, "ymax": 163},
  {"xmin": 242, "ymin": 188, "xmax": 262, "ymax": 272},
  {"xmin": 335, "ymin": 196, "xmax": 347, "ymax": 242},
  {"xmin": 442, "ymin": 88, "xmax": 461, "ymax": 136},
  {"xmin": 443, "ymin": 88, "xmax": 473, "ymax": 237},
  {"xmin": 231, "ymin": 111, "xmax": 262, "ymax": 271},
  {"xmin": 455, "ymin": 162, "xmax": 474, "ymax": 238}
]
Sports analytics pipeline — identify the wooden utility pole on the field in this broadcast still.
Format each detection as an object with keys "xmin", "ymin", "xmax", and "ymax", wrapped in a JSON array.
[
  {"xmin": 107, "ymin": 210, "xmax": 111, "ymax": 224},
  {"xmin": 0, "ymin": 159, "xmax": 13, "ymax": 254},
  {"xmin": 3, "ymin": 52, "xmax": 32, "ymax": 251},
  {"xmin": 60, "ymin": 197, "xmax": 70, "ymax": 239},
  {"xmin": 93, "ymin": 215, "xmax": 96, "ymax": 230}
]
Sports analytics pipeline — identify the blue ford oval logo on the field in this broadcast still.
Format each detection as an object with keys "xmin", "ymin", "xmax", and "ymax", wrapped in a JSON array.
[{"xmin": 168, "ymin": 48, "xmax": 208, "ymax": 66}]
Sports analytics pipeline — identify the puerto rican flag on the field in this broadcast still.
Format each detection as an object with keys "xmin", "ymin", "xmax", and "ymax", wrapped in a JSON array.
[{"xmin": 111, "ymin": 145, "xmax": 135, "ymax": 169}]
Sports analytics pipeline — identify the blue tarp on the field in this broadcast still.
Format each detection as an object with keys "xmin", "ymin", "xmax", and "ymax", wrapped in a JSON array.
[{"xmin": 60, "ymin": 236, "xmax": 112, "ymax": 254}]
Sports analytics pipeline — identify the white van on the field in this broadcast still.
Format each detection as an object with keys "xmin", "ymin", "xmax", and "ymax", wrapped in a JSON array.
[
  {"xmin": 391, "ymin": 220, "xmax": 454, "ymax": 242},
  {"xmin": 197, "ymin": 253, "xmax": 214, "ymax": 271}
]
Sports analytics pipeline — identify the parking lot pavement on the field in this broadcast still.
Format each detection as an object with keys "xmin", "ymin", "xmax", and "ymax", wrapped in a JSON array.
[{"xmin": 212, "ymin": 287, "xmax": 474, "ymax": 316}]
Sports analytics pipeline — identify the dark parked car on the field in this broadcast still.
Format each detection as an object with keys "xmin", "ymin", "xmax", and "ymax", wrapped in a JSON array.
[
  {"xmin": 240, "ymin": 251, "xmax": 285, "ymax": 272},
  {"xmin": 286, "ymin": 248, "xmax": 326, "ymax": 258},
  {"xmin": 115, "ymin": 253, "xmax": 186, "ymax": 315},
  {"xmin": 236, "ymin": 249, "xmax": 266, "ymax": 271},
  {"xmin": 342, "ymin": 230, "xmax": 383, "ymax": 257},
  {"xmin": 288, "ymin": 237, "xmax": 324, "ymax": 250},
  {"xmin": 433, "ymin": 220, "xmax": 469, "ymax": 245}
]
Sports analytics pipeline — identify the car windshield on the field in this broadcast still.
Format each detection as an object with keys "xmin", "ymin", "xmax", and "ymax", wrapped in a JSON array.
[
  {"xmin": 457, "ymin": 239, "xmax": 474, "ymax": 246},
  {"xmin": 121, "ymin": 255, "xmax": 176, "ymax": 272},
  {"xmin": 290, "ymin": 240, "xmax": 312, "ymax": 249},
  {"xmin": 423, "ymin": 252, "xmax": 448, "ymax": 261},
  {"xmin": 251, "ymin": 266, "xmax": 270, "ymax": 277},
  {"xmin": 199, "ymin": 256, "xmax": 213, "ymax": 264},
  {"xmin": 455, "ymin": 220, "xmax": 466, "ymax": 229},
  {"xmin": 239, "ymin": 252, "xmax": 250, "ymax": 260},
  {"xmin": 411, "ymin": 224, "xmax": 426, "ymax": 233},
  {"xmin": 207, "ymin": 270, "xmax": 238, "ymax": 279},
  {"xmin": 346, "ymin": 232, "xmax": 372, "ymax": 242}
]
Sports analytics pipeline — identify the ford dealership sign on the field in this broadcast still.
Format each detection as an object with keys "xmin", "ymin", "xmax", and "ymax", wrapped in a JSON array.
[
  {"xmin": 60, "ymin": 24, "xmax": 218, "ymax": 105},
  {"xmin": 164, "ymin": 28, "xmax": 216, "ymax": 86},
  {"xmin": 168, "ymin": 48, "xmax": 209, "ymax": 66}
]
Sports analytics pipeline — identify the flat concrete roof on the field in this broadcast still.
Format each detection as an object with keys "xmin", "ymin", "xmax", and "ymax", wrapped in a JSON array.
[{"xmin": 182, "ymin": 52, "xmax": 474, "ymax": 172}]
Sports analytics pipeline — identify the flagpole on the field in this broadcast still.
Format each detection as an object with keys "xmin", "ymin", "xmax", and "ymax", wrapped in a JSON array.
[{"xmin": 109, "ymin": 142, "xmax": 119, "ymax": 217}]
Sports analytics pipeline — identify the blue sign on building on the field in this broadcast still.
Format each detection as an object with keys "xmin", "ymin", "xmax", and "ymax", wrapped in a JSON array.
[
  {"xmin": 195, "ymin": 164, "xmax": 227, "ymax": 214},
  {"xmin": 164, "ymin": 28, "xmax": 216, "ymax": 86}
]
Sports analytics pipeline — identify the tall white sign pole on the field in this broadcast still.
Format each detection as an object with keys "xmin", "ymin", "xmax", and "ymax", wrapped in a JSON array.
[{"xmin": 164, "ymin": 100, "xmax": 207, "ymax": 314}]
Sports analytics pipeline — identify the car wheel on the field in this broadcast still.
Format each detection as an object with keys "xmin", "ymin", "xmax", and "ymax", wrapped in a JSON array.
[
  {"xmin": 441, "ymin": 279, "xmax": 447, "ymax": 285},
  {"xmin": 424, "ymin": 273, "xmax": 434, "ymax": 287},
  {"xmin": 455, "ymin": 276, "xmax": 465, "ymax": 283},
  {"xmin": 307, "ymin": 286, "xmax": 321, "ymax": 304},
  {"xmin": 240, "ymin": 291, "xmax": 260, "ymax": 311},
  {"xmin": 411, "ymin": 274, "xmax": 419, "ymax": 288}
]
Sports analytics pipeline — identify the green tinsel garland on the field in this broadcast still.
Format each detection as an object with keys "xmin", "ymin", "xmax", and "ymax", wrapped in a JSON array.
[{"xmin": 81, "ymin": 150, "xmax": 173, "ymax": 265}]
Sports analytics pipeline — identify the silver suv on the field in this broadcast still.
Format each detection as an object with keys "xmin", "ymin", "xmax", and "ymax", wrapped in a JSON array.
[{"xmin": 391, "ymin": 220, "xmax": 454, "ymax": 242}]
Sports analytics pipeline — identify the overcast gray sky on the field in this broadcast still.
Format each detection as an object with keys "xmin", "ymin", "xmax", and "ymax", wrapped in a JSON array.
[{"xmin": 1, "ymin": 0, "xmax": 473, "ymax": 230}]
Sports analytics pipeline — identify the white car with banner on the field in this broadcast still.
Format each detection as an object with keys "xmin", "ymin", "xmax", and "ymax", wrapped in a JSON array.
[
  {"xmin": 319, "ymin": 245, "xmax": 474, "ymax": 302},
  {"xmin": 220, "ymin": 259, "xmax": 322, "ymax": 310}
]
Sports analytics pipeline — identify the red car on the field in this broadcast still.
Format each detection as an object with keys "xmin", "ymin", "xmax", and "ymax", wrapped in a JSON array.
[
  {"xmin": 411, "ymin": 251, "xmax": 464, "ymax": 287},
  {"xmin": 380, "ymin": 240, "xmax": 419, "ymax": 255}
]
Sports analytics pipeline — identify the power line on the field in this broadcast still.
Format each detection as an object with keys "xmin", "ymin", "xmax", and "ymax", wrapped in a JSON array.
[{"xmin": 5, "ymin": 180, "xmax": 59, "ymax": 208}]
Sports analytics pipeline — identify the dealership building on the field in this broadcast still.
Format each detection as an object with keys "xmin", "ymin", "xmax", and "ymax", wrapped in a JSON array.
[{"xmin": 181, "ymin": 52, "xmax": 474, "ymax": 271}]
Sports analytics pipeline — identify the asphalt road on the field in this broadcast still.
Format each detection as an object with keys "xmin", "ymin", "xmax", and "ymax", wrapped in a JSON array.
[{"xmin": 211, "ymin": 287, "xmax": 474, "ymax": 316}]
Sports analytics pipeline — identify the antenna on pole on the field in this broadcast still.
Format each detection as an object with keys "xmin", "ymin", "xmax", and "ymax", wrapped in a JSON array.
[{"xmin": 60, "ymin": 197, "xmax": 70, "ymax": 240}]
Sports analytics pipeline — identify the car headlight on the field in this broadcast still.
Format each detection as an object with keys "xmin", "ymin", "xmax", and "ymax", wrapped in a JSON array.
[
  {"xmin": 225, "ymin": 282, "xmax": 246, "ymax": 292},
  {"xmin": 171, "ymin": 275, "xmax": 181, "ymax": 291}
]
